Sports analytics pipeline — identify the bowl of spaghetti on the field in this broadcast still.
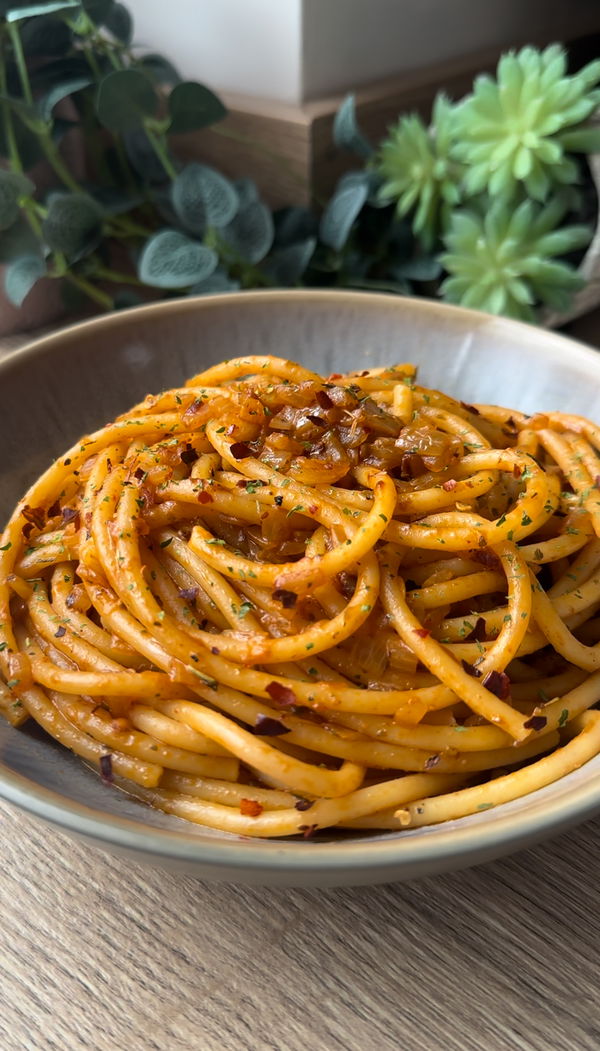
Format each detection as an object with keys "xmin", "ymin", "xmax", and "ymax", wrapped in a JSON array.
[{"xmin": 2, "ymin": 289, "xmax": 600, "ymax": 886}]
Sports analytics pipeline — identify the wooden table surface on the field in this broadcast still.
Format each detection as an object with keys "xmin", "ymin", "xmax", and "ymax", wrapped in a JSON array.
[{"xmin": 2, "ymin": 318, "xmax": 599, "ymax": 1051}]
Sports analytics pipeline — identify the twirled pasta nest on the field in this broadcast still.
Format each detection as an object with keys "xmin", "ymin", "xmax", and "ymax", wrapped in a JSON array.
[{"xmin": 1, "ymin": 355, "xmax": 600, "ymax": 837}]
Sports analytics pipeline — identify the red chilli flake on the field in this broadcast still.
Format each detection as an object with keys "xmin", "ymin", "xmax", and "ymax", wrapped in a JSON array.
[
  {"xmin": 197, "ymin": 489, "xmax": 214, "ymax": 504},
  {"xmin": 442, "ymin": 479, "xmax": 457, "ymax": 492},
  {"xmin": 240, "ymin": 798, "xmax": 264, "ymax": 818},
  {"xmin": 54, "ymin": 626, "xmax": 66, "ymax": 639},
  {"xmin": 62, "ymin": 508, "xmax": 80, "ymax": 531},
  {"xmin": 134, "ymin": 467, "xmax": 145, "ymax": 481},
  {"xmin": 265, "ymin": 681, "xmax": 297, "ymax": 708},
  {"xmin": 523, "ymin": 714, "xmax": 548, "ymax": 732},
  {"xmin": 513, "ymin": 464, "xmax": 523, "ymax": 479},
  {"xmin": 210, "ymin": 646, "xmax": 220, "ymax": 655},
  {"xmin": 328, "ymin": 373, "xmax": 342, "ymax": 381},
  {"xmin": 482, "ymin": 669, "xmax": 511, "ymax": 701},
  {"xmin": 295, "ymin": 798, "xmax": 315, "ymax": 812},
  {"xmin": 298, "ymin": 823, "xmax": 318, "ymax": 839},
  {"xmin": 461, "ymin": 659, "xmax": 481, "ymax": 678},
  {"xmin": 230, "ymin": 441, "xmax": 252, "ymax": 460},
  {"xmin": 413, "ymin": 627, "xmax": 430, "ymax": 638},
  {"xmin": 252, "ymin": 713, "xmax": 292, "ymax": 735},
  {"xmin": 424, "ymin": 754, "xmax": 441, "ymax": 770},
  {"xmin": 460, "ymin": 401, "xmax": 480, "ymax": 415},
  {"xmin": 22, "ymin": 522, "xmax": 34, "ymax": 540},
  {"xmin": 272, "ymin": 589, "xmax": 297, "ymax": 609},
  {"xmin": 47, "ymin": 500, "xmax": 61, "ymax": 518},
  {"xmin": 22, "ymin": 504, "xmax": 46, "ymax": 530},
  {"xmin": 99, "ymin": 754, "xmax": 114, "ymax": 784},
  {"xmin": 466, "ymin": 617, "xmax": 487, "ymax": 642},
  {"xmin": 180, "ymin": 444, "xmax": 198, "ymax": 465},
  {"xmin": 594, "ymin": 475, "xmax": 600, "ymax": 490}
]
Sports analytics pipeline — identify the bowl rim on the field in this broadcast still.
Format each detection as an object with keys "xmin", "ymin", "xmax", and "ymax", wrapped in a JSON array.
[{"xmin": 3, "ymin": 287, "xmax": 600, "ymax": 877}]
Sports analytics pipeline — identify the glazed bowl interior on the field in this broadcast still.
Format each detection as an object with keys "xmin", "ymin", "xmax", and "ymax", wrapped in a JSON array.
[{"xmin": 2, "ymin": 290, "xmax": 600, "ymax": 887}]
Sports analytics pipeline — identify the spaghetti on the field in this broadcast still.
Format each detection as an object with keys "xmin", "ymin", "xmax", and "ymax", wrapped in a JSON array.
[{"xmin": 2, "ymin": 354, "xmax": 600, "ymax": 838}]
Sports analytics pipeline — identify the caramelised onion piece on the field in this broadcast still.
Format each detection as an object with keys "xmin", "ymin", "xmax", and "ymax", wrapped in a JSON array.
[
  {"xmin": 362, "ymin": 437, "xmax": 407, "ymax": 470},
  {"xmin": 354, "ymin": 398, "xmax": 402, "ymax": 437},
  {"xmin": 269, "ymin": 405, "xmax": 327, "ymax": 441},
  {"xmin": 394, "ymin": 423, "xmax": 463, "ymax": 473}
]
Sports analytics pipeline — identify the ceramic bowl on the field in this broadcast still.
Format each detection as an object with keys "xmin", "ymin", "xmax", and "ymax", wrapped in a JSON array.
[{"xmin": 2, "ymin": 290, "xmax": 600, "ymax": 887}]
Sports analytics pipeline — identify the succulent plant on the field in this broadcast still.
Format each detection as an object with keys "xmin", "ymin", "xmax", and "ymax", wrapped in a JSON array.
[
  {"xmin": 452, "ymin": 45, "xmax": 600, "ymax": 202},
  {"xmin": 440, "ymin": 195, "xmax": 591, "ymax": 321},
  {"xmin": 376, "ymin": 94, "xmax": 462, "ymax": 250}
]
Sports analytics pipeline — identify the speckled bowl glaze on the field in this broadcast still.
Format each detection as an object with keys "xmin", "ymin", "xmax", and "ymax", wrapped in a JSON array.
[{"xmin": 2, "ymin": 290, "xmax": 600, "ymax": 887}]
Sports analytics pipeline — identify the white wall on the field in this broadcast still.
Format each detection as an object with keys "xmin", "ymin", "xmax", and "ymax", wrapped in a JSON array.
[
  {"xmin": 126, "ymin": 0, "xmax": 597, "ymax": 105},
  {"xmin": 301, "ymin": 0, "xmax": 595, "ymax": 100},
  {"xmin": 126, "ymin": 0, "xmax": 302, "ymax": 103}
]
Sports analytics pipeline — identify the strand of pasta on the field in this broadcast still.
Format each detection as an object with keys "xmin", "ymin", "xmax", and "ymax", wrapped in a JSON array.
[{"xmin": 391, "ymin": 711, "xmax": 600, "ymax": 828}]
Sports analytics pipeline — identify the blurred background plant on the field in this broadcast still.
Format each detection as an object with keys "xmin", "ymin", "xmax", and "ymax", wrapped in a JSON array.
[{"xmin": 0, "ymin": 2, "xmax": 599, "ymax": 323}]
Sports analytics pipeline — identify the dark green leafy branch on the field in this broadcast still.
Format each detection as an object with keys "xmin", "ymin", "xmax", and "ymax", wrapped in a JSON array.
[{"xmin": 0, "ymin": 8, "xmax": 598, "ymax": 323}]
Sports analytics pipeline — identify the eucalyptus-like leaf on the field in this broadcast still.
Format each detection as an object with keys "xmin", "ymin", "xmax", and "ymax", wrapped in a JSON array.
[
  {"xmin": 0, "ymin": 170, "xmax": 35, "ymax": 231},
  {"xmin": 138, "ymin": 230, "xmax": 218, "ymax": 288},
  {"xmin": 4, "ymin": 254, "xmax": 46, "ymax": 306},
  {"xmin": 221, "ymin": 201, "xmax": 274, "ymax": 263},
  {"xmin": 20, "ymin": 14, "xmax": 71, "ymax": 55},
  {"xmin": 6, "ymin": 0, "xmax": 78, "ymax": 20},
  {"xmin": 261, "ymin": 237, "xmax": 316, "ymax": 286},
  {"xmin": 96, "ymin": 69, "xmax": 157, "ymax": 134},
  {"xmin": 105, "ymin": 1, "xmax": 132, "ymax": 44},
  {"xmin": 333, "ymin": 95, "xmax": 373, "ymax": 158},
  {"xmin": 168, "ymin": 81, "xmax": 227, "ymax": 134},
  {"xmin": 171, "ymin": 163, "xmax": 238, "ymax": 235},
  {"xmin": 189, "ymin": 269, "xmax": 240, "ymax": 295},
  {"xmin": 38, "ymin": 75, "xmax": 92, "ymax": 123},
  {"xmin": 138, "ymin": 53, "xmax": 182, "ymax": 86},
  {"xmin": 42, "ymin": 191, "xmax": 103, "ymax": 257},
  {"xmin": 319, "ymin": 180, "xmax": 368, "ymax": 252}
]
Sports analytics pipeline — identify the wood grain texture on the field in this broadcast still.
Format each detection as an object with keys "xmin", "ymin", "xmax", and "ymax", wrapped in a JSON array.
[{"xmin": 1, "ymin": 799, "xmax": 600, "ymax": 1051}]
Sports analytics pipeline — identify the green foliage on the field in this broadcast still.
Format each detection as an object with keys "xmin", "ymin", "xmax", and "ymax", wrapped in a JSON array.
[
  {"xmin": 377, "ymin": 95, "xmax": 461, "ymax": 249},
  {"xmin": 453, "ymin": 45, "xmax": 600, "ymax": 201},
  {"xmin": 42, "ymin": 191, "xmax": 103, "ymax": 257},
  {"xmin": 168, "ymin": 81, "xmax": 226, "ymax": 133},
  {"xmin": 0, "ymin": 17, "xmax": 596, "ymax": 324},
  {"xmin": 333, "ymin": 95, "xmax": 373, "ymax": 159},
  {"xmin": 171, "ymin": 164, "xmax": 238, "ymax": 234},
  {"xmin": 138, "ymin": 230, "xmax": 217, "ymax": 288},
  {"xmin": 440, "ymin": 196, "xmax": 590, "ymax": 320},
  {"xmin": 95, "ymin": 68, "xmax": 157, "ymax": 133},
  {"xmin": 4, "ymin": 253, "xmax": 45, "ymax": 304},
  {"xmin": 0, "ymin": 170, "xmax": 34, "ymax": 229}
]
